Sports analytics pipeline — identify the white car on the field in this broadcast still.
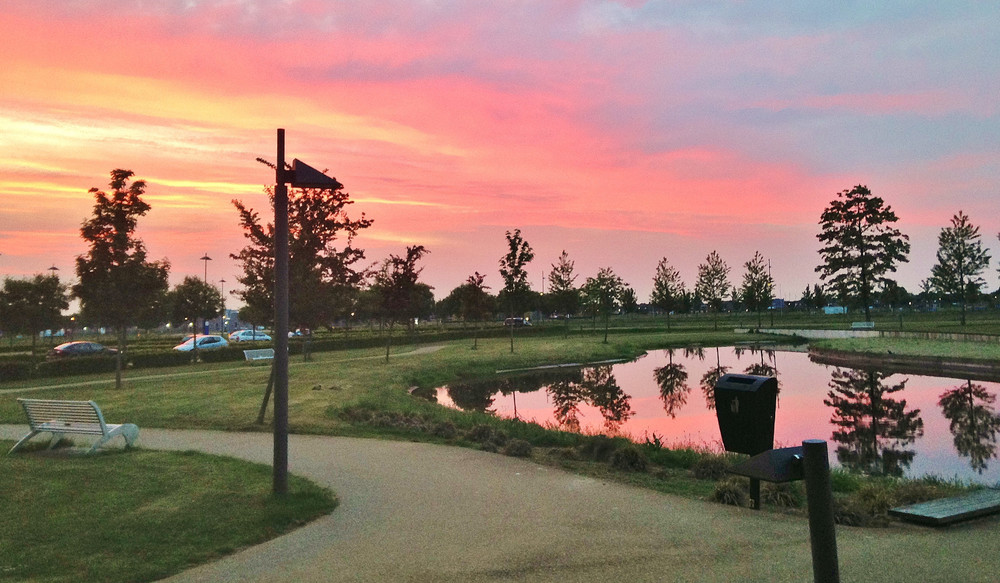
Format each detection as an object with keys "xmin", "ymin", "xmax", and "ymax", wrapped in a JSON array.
[
  {"xmin": 229, "ymin": 330, "xmax": 272, "ymax": 342},
  {"xmin": 173, "ymin": 335, "xmax": 229, "ymax": 351}
]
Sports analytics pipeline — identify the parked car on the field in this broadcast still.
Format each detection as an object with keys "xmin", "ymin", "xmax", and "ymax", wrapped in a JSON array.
[
  {"xmin": 229, "ymin": 330, "xmax": 272, "ymax": 342},
  {"xmin": 173, "ymin": 335, "xmax": 229, "ymax": 352},
  {"xmin": 503, "ymin": 317, "xmax": 532, "ymax": 327},
  {"xmin": 47, "ymin": 341, "xmax": 117, "ymax": 360}
]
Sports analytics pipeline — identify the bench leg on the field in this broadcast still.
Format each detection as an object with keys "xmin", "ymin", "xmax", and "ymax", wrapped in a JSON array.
[
  {"xmin": 6, "ymin": 430, "xmax": 40, "ymax": 455},
  {"xmin": 89, "ymin": 424, "xmax": 140, "ymax": 454}
]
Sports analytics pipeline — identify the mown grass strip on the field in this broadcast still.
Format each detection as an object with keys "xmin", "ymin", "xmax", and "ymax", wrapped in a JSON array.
[{"xmin": 0, "ymin": 444, "xmax": 337, "ymax": 583}]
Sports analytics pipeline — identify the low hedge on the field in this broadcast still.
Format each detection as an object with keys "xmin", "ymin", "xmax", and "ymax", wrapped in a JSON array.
[
  {"xmin": 0, "ymin": 361, "xmax": 36, "ymax": 382},
  {"xmin": 34, "ymin": 356, "xmax": 118, "ymax": 378}
]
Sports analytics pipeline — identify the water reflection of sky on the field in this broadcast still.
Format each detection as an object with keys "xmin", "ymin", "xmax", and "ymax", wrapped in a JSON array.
[{"xmin": 435, "ymin": 346, "xmax": 1000, "ymax": 485}]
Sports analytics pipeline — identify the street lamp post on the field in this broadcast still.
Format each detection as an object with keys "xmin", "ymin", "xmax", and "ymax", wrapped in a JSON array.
[
  {"xmin": 220, "ymin": 278, "xmax": 227, "ymax": 333},
  {"xmin": 200, "ymin": 254, "xmax": 212, "ymax": 282},
  {"xmin": 272, "ymin": 128, "xmax": 342, "ymax": 495}
]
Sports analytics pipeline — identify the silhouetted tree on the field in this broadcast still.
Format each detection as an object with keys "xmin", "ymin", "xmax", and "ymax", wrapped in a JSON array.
[
  {"xmin": 74, "ymin": 169, "xmax": 170, "ymax": 389},
  {"xmin": 0, "ymin": 274, "xmax": 69, "ymax": 353},
  {"xmin": 816, "ymin": 185, "xmax": 910, "ymax": 321},
  {"xmin": 695, "ymin": 250, "xmax": 730, "ymax": 330},
  {"xmin": 581, "ymin": 267, "xmax": 624, "ymax": 343},
  {"xmin": 499, "ymin": 229, "xmax": 535, "ymax": 353},
  {"xmin": 546, "ymin": 250, "xmax": 579, "ymax": 317},
  {"xmin": 929, "ymin": 211, "xmax": 991, "ymax": 325},
  {"xmin": 739, "ymin": 251, "xmax": 773, "ymax": 328},
  {"xmin": 232, "ymin": 168, "xmax": 372, "ymax": 332},
  {"xmin": 374, "ymin": 245, "xmax": 429, "ymax": 362},
  {"xmin": 457, "ymin": 272, "xmax": 493, "ymax": 349},
  {"xmin": 168, "ymin": 276, "xmax": 224, "ymax": 360},
  {"xmin": 650, "ymin": 258, "xmax": 685, "ymax": 330}
]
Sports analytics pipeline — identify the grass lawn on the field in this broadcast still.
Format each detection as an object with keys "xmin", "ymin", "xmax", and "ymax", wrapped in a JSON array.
[
  {"xmin": 0, "ymin": 442, "xmax": 337, "ymax": 583},
  {"xmin": 812, "ymin": 336, "xmax": 1000, "ymax": 361},
  {"xmin": 0, "ymin": 330, "xmax": 761, "ymax": 433}
]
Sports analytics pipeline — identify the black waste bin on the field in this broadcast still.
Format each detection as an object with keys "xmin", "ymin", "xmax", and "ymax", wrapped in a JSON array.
[{"xmin": 714, "ymin": 373, "xmax": 778, "ymax": 455}]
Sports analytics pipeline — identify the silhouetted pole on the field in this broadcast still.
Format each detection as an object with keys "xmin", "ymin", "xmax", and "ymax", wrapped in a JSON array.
[
  {"xmin": 803, "ymin": 439, "xmax": 839, "ymax": 583},
  {"xmin": 273, "ymin": 129, "xmax": 290, "ymax": 495}
]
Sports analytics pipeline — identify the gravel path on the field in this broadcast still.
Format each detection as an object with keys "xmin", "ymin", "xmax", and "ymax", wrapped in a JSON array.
[{"xmin": 2, "ymin": 425, "xmax": 997, "ymax": 582}]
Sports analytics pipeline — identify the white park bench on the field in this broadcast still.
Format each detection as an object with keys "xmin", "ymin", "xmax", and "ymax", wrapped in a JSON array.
[
  {"xmin": 8, "ymin": 398, "xmax": 139, "ymax": 455},
  {"xmin": 851, "ymin": 321, "xmax": 875, "ymax": 330},
  {"xmin": 243, "ymin": 348, "xmax": 275, "ymax": 363}
]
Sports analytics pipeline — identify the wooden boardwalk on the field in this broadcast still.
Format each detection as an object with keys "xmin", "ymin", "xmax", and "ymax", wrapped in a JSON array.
[{"xmin": 890, "ymin": 488, "xmax": 1000, "ymax": 526}]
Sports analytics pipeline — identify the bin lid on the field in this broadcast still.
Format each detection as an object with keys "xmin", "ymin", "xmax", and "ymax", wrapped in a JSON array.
[{"xmin": 715, "ymin": 373, "xmax": 777, "ymax": 392}]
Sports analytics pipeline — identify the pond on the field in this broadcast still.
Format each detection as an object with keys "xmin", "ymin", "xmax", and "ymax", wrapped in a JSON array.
[{"xmin": 434, "ymin": 345, "xmax": 1000, "ymax": 485}]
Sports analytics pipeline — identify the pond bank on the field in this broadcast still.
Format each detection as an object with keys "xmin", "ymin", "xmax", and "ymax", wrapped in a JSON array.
[{"xmin": 807, "ymin": 346, "xmax": 1000, "ymax": 383}]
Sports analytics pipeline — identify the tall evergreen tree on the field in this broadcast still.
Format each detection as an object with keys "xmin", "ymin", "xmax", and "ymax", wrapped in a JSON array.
[
  {"xmin": 929, "ymin": 211, "xmax": 991, "ymax": 325},
  {"xmin": 816, "ymin": 185, "xmax": 910, "ymax": 321}
]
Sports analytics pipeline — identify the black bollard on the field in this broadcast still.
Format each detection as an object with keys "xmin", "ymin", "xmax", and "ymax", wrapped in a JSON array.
[{"xmin": 802, "ymin": 439, "xmax": 840, "ymax": 583}]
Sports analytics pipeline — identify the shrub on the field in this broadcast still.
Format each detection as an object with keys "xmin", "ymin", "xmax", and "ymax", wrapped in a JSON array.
[
  {"xmin": 466, "ymin": 424, "xmax": 508, "ymax": 449},
  {"xmin": 431, "ymin": 421, "xmax": 457, "ymax": 440},
  {"xmin": 833, "ymin": 499, "xmax": 876, "ymax": 527},
  {"xmin": 610, "ymin": 445, "xmax": 648, "ymax": 473},
  {"xmin": 691, "ymin": 455, "xmax": 731, "ymax": 480},
  {"xmin": 712, "ymin": 477, "xmax": 749, "ymax": 507},
  {"xmin": 762, "ymin": 482, "xmax": 802, "ymax": 508},
  {"xmin": 852, "ymin": 483, "xmax": 898, "ymax": 517},
  {"xmin": 577, "ymin": 435, "xmax": 620, "ymax": 462},
  {"xmin": 504, "ymin": 439, "xmax": 533, "ymax": 458}
]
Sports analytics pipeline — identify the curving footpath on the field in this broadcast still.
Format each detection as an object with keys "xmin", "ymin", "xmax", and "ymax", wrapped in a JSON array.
[{"xmin": 3, "ymin": 425, "xmax": 998, "ymax": 582}]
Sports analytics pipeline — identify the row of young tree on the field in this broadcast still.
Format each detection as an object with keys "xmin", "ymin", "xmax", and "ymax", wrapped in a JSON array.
[{"xmin": 2, "ymin": 172, "xmax": 997, "ymax": 380}]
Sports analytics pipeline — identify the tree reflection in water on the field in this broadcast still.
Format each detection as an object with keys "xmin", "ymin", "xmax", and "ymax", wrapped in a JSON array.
[
  {"xmin": 580, "ymin": 366, "xmax": 634, "ymax": 434},
  {"xmin": 824, "ymin": 368, "xmax": 924, "ymax": 477},
  {"xmin": 445, "ymin": 366, "xmax": 633, "ymax": 434},
  {"xmin": 549, "ymin": 371, "xmax": 587, "ymax": 432},
  {"xmin": 700, "ymin": 346, "xmax": 729, "ymax": 410},
  {"xmin": 740, "ymin": 346, "xmax": 778, "ymax": 380},
  {"xmin": 938, "ymin": 380, "xmax": 1000, "ymax": 473},
  {"xmin": 654, "ymin": 349, "xmax": 689, "ymax": 418}
]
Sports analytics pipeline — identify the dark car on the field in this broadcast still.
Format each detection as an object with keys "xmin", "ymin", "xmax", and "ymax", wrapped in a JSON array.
[
  {"xmin": 503, "ymin": 317, "xmax": 532, "ymax": 327},
  {"xmin": 47, "ymin": 341, "xmax": 117, "ymax": 360}
]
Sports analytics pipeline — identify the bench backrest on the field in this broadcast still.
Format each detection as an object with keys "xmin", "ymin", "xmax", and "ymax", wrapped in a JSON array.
[
  {"xmin": 243, "ymin": 348, "xmax": 275, "ymax": 361},
  {"xmin": 17, "ymin": 399, "xmax": 107, "ymax": 435}
]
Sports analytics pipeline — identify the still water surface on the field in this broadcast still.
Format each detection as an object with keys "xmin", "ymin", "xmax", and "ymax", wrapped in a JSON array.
[{"xmin": 435, "ymin": 345, "xmax": 1000, "ymax": 485}]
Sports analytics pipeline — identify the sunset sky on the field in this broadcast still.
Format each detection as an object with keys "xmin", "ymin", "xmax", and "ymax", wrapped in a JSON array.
[{"xmin": 2, "ymin": 1, "xmax": 998, "ymax": 306}]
